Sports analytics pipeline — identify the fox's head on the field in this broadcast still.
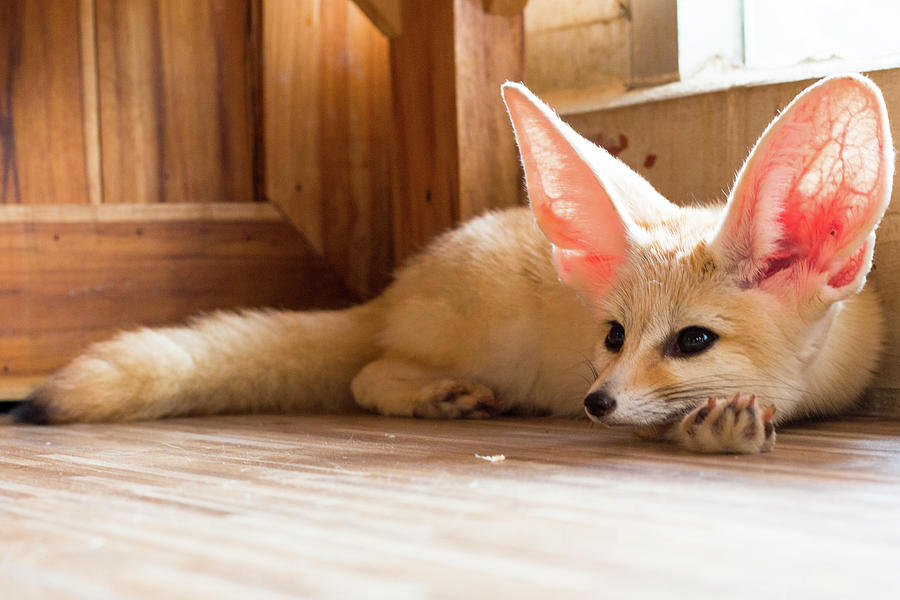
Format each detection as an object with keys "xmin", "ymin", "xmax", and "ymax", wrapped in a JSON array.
[{"xmin": 503, "ymin": 75, "xmax": 893, "ymax": 426}]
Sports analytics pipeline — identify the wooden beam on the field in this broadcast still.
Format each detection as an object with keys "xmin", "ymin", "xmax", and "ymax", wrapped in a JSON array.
[
  {"xmin": 0, "ymin": 202, "xmax": 283, "ymax": 223},
  {"xmin": 94, "ymin": 0, "xmax": 257, "ymax": 204},
  {"xmin": 630, "ymin": 0, "xmax": 679, "ymax": 88},
  {"xmin": 389, "ymin": 0, "xmax": 525, "ymax": 261},
  {"xmin": 264, "ymin": 0, "xmax": 394, "ymax": 299},
  {"xmin": 351, "ymin": 0, "xmax": 402, "ymax": 38},
  {"xmin": 0, "ymin": 203, "xmax": 350, "ymax": 376}
]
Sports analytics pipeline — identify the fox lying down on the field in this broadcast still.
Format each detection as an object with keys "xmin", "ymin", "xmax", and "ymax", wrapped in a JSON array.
[{"xmin": 10, "ymin": 75, "xmax": 894, "ymax": 454}]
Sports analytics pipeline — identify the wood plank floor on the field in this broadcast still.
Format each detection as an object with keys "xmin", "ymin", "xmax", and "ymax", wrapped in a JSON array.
[{"xmin": 1, "ymin": 415, "xmax": 900, "ymax": 599}]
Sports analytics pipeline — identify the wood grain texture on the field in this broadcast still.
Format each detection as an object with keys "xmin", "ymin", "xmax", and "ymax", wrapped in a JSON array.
[
  {"xmin": 389, "ymin": 0, "xmax": 459, "ymax": 261},
  {"xmin": 265, "ymin": 0, "xmax": 394, "ymax": 298},
  {"xmin": 390, "ymin": 0, "xmax": 525, "ymax": 261},
  {"xmin": 95, "ymin": 0, "xmax": 256, "ymax": 204},
  {"xmin": 0, "ymin": 0, "xmax": 92, "ymax": 205},
  {"xmin": 483, "ymin": 0, "xmax": 530, "ymax": 16},
  {"xmin": 0, "ymin": 206, "xmax": 349, "ymax": 376},
  {"xmin": 351, "ymin": 0, "xmax": 402, "ymax": 38},
  {"xmin": 80, "ymin": 0, "xmax": 103, "ymax": 205},
  {"xmin": 263, "ymin": 0, "xmax": 323, "ymax": 251},
  {"xmin": 524, "ymin": 0, "xmax": 630, "ymax": 96},
  {"xmin": 455, "ymin": 0, "xmax": 526, "ymax": 219},
  {"xmin": 563, "ymin": 67, "xmax": 900, "ymax": 412},
  {"xmin": 1, "ymin": 414, "xmax": 899, "ymax": 598},
  {"xmin": 319, "ymin": 0, "xmax": 394, "ymax": 297},
  {"xmin": 629, "ymin": 0, "xmax": 679, "ymax": 88}
]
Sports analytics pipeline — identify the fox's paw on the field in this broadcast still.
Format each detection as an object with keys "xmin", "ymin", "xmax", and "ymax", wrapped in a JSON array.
[
  {"xmin": 412, "ymin": 380, "xmax": 499, "ymax": 419},
  {"xmin": 679, "ymin": 394, "xmax": 776, "ymax": 454}
]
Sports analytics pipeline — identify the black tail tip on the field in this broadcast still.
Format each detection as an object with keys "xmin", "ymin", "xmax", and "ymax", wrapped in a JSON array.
[{"xmin": 8, "ymin": 397, "xmax": 52, "ymax": 425}]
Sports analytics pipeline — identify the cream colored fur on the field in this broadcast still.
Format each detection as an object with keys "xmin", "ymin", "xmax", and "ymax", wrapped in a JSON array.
[{"xmin": 13, "ymin": 76, "xmax": 892, "ymax": 455}]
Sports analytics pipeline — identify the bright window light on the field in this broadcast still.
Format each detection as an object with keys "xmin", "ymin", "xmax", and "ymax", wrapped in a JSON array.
[{"xmin": 679, "ymin": 0, "xmax": 900, "ymax": 77}]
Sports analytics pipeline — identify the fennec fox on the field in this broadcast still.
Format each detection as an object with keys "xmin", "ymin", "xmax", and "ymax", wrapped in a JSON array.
[{"xmin": 10, "ymin": 75, "xmax": 893, "ymax": 454}]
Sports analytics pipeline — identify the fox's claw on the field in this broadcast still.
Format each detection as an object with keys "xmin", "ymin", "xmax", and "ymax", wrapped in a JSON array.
[
  {"xmin": 411, "ymin": 380, "xmax": 499, "ymax": 419},
  {"xmin": 679, "ymin": 394, "xmax": 776, "ymax": 454}
]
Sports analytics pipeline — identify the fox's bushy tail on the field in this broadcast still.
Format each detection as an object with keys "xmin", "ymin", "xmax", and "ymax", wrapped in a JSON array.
[{"xmin": 10, "ymin": 302, "xmax": 384, "ymax": 424}]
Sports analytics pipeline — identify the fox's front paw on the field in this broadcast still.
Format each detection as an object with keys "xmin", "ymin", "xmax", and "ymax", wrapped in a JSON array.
[
  {"xmin": 412, "ymin": 380, "xmax": 499, "ymax": 419},
  {"xmin": 679, "ymin": 394, "xmax": 776, "ymax": 454}
]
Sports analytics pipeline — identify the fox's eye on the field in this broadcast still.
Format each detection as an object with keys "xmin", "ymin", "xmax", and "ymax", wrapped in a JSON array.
[
  {"xmin": 605, "ymin": 321, "xmax": 625, "ymax": 352},
  {"xmin": 671, "ymin": 326, "xmax": 717, "ymax": 357}
]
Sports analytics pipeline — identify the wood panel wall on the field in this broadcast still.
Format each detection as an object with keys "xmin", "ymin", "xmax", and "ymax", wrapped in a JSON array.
[
  {"xmin": 0, "ymin": 0, "xmax": 379, "ymax": 383},
  {"xmin": 524, "ymin": 0, "xmax": 630, "ymax": 100},
  {"xmin": 0, "ymin": 0, "xmax": 93, "ymax": 205},
  {"xmin": 95, "ymin": 0, "xmax": 259, "ymax": 205},
  {"xmin": 0, "ymin": 0, "xmax": 527, "ymax": 389},
  {"xmin": 389, "ymin": 0, "xmax": 525, "ymax": 261},
  {"xmin": 0, "ymin": 204, "xmax": 349, "ymax": 379},
  {"xmin": 0, "ymin": 0, "xmax": 262, "ymax": 207},
  {"xmin": 264, "ymin": 0, "xmax": 394, "ymax": 298}
]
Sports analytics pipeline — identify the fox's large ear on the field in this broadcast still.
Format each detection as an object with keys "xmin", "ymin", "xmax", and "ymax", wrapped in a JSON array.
[
  {"xmin": 711, "ymin": 75, "xmax": 894, "ymax": 303},
  {"xmin": 502, "ymin": 82, "xmax": 648, "ymax": 297}
]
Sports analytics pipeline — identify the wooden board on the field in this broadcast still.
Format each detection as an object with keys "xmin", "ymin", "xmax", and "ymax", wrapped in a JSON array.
[
  {"xmin": 455, "ymin": 0, "xmax": 527, "ymax": 220},
  {"xmin": 483, "ymin": 0, "xmax": 530, "ymax": 16},
  {"xmin": 95, "ymin": 0, "xmax": 257, "ymax": 204},
  {"xmin": 0, "ymin": 414, "xmax": 899, "ymax": 598},
  {"xmin": 564, "ymin": 67, "xmax": 900, "ymax": 410},
  {"xmin": 0, "ymin": 204, "xmax": 349, "ymax": 377},
  {"xmin": 389, "ymin": 0, "xmax": 525, "ymax": 261},
  {"xmin": 524, "ymin": 0, "xmax": 630, "ymax": 96},
  {"xmin": 263, "ymin": 0, "xmax": 324, "ymax": 251},
  {"xmin": 0, "ymin": 0, "xmax": 92, "ymax": 205},
  {"xmin": 318, "ymin": 0, "xmax": 394, "ymax": 297},
  {"xmin": 264, "ymin": 0, "xmax": 394, "ymax": 298},
  {"xmin": 389, "ymin": 0, "xmax": 459, "ymax": 261},
  {"xmin": 351, "ymin": 0, "xmax": 402, "ymax": 38}
]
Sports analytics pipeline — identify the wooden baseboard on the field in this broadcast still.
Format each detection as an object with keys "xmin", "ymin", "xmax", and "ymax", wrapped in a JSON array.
[
  {"xmin": 0, "ymin": 376, "xmax": 44, "ymax": 401},
  {"xmin": 0, "ymin": 203, "xmax": 352, "ymax": 377}
]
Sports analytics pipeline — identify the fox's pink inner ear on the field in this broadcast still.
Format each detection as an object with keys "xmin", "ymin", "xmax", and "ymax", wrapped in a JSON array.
[
  {"xmin": 714, "ymin": 75, "xmax": 893, "ymax": 300},
  {"xmin": 502, "ymin": 83, "xmax": 630, "ymax": 294}
]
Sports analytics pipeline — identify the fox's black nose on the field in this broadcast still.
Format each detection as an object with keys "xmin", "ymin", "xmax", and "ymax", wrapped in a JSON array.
[{"xmin": 584, "ymin": 390, "xmax": 616, "ymax": 418}]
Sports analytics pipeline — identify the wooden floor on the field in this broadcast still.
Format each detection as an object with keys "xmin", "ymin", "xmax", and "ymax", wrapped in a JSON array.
[{"xmin": 2, "ymin": 415, "xmax": 900, "ymax": 599}]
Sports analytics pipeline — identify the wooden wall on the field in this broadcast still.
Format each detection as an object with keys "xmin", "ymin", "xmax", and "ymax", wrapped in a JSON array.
[
  {"xmin": 0, "ymin": 0, "xmax": 94, "ymax": 206},
  {"xmin": 264, "ymin": 0, "xmax": 394, "ymax": 297},
  {"xmin": 523, "ymin": 0, "xmax": 630, "ymax": 102},
  {"xmin": 389, "ymin": 0, "xmax": 525, "ymax": 261},
  {"xmin": 0, "ymin": 0, "xmax": 396, "ymax": 383},
  {"xmin": 0, "ymin": 0, "xmax": 261, "ymax": 206},
  {"xmin": 95, "ymin": 0, "xmax": 260, "ymax": 205},
  {"xmin": 0, "ymin": 0, "xmax": 524, "ymax": 390}
]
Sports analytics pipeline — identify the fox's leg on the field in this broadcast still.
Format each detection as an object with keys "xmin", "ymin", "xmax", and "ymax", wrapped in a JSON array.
[
  {"xmin": 676, "ymin": 394, "xmax": 777, "ymax": 454},
  {"xmin": 351, "ymin": 357, "xmax": 500, "ymax": 419}
]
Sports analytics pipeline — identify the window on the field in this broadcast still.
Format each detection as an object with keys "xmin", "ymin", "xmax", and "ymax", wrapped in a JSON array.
[{"xmin": 526, "ymin": 0, "xmax": 900, "ymax": 101}]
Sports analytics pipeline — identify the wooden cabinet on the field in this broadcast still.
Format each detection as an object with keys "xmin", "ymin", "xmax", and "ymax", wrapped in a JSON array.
[{"xmin": 0, "ymin": 0, "xmax": 525, "ymax": 390}]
